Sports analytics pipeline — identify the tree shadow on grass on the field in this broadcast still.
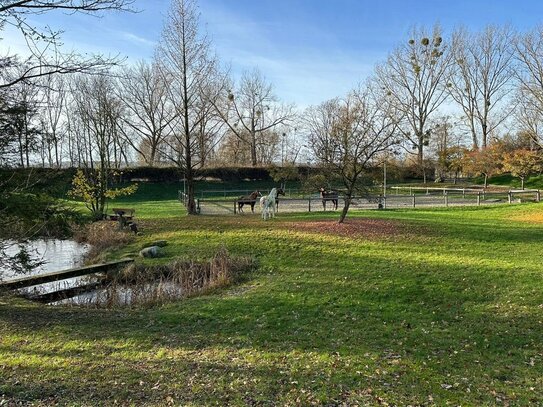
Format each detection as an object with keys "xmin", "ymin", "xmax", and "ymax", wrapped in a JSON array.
[{"xmin": 1, "ymin": 248, "xmax": 543, "ymax": 403}]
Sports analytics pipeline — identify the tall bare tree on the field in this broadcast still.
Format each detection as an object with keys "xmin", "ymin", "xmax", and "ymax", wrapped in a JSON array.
[
  {"xmin": 515, "ymin": 25, "xmax": 543, "ymax": 149},
  {"xmin": 305, "ymin": 86, "xmax": 400, "ymax": 223},
  {"xmin": 117, "ymin": 60, "xmax": 176, "ymax": 166},
  {"xmin": 514, "ymin": 88, "xmax": 543, "ymax": 148},
  {"xmin": 69, "ymin": 74, "xmax": 124, "ymax": 219},
  {"xmin": 157, "ymin": 0, "xmax": 223, "ymax": 214},
  {"xmin": 375, "ymin": 25, "xmax": 453, "ymax": 181},
  {"xmin": 214, "ymin": 69, "xmax": 295, "ymax": 166},
  {"xmin": 448, "ymin": 26, "xmax": 515, "ymax": 149},
  {"xmin": 38, "ymin": 73, "xmax": 68, "ymax": 167}
]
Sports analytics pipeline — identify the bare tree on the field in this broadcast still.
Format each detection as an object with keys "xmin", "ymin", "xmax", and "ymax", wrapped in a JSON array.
[
  {"xmin": 375, "ymin": 25, "xmax": 453, "ymax": 181},
  {"xmin": 193, "ymin": 73, "xmax": 227, "ymax": 167},
  {"xmin": 69, "ymin": 74, "xmax": 123, "ymax": 219},
  {"xmin": 38, "ymin": 73, "xmax": 67, "ymax": 167},
  {"xmin": 0, "ymin": 0, "xmax": 134, "ymax": 89},
  {"xmin": 157, "ymin": 0, "xmax": 223, "ymax": 214},
  {"xmin": 305, "ymin": 86, "xmax": 400, "ymax": 223},
  {"xmin": 117, "ymin": 60, "xmax": 176, "ymax": 166},
  {"xmin": 448, "ymin": 26, "xmax": 515, "ymax": 149},
  {"xmin": 214, "ymin": 69, "xmax": 295, "ymax": 166},
  {"xmin": 515, "ymin": 25, "xmax": 543, "ymax": 149},
  {"xmin": 514, "ymin": 88, "xmax": 543, "ymax": 148},
  {"xmin": 428, "ymin": 116, "xmax": 467, "ymax": 183}
]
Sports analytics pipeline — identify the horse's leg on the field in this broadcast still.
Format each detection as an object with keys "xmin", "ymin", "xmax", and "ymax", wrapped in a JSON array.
[
  {"xmin": 251, "ymin": 202, "xmax": 255, "ymax": 213},
  {"xmin": 322, "ymin": 199, "xmax": 326, "ymax": 211}
]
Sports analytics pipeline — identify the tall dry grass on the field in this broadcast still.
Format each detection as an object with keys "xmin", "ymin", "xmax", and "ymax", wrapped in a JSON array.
[
  {"xmin": 74, "ymin": 221, "xmax": 135, "ymax": 262},
  {"xmin": 79, "ymin": 247, "xmax": 255, "ymax": 308}
]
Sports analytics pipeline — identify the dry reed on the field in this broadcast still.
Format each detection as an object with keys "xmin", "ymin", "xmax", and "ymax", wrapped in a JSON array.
[
  {"xmin": 79, "ymin": 247, "xmax": 255, "ymax": 308},
  {"xmin": 74, "ymin": 221, "xmax": 135, "ymax": 262}
]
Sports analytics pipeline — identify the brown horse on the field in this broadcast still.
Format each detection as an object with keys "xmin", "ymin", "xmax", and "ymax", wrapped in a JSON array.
[
  {"xmin": 319, "ymin": 187, "xmax": 338, "ymax": 210},
  {"xmin": 237, "ymin": 191, "xmax": 262, "ymax": 213}
]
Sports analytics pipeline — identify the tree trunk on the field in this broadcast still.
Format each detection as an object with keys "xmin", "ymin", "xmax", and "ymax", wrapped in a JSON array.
[
  {"xmin": 185, "ymin": 169, "xmax": 197, "ymax": 214},
  {"xmin": 251, "ymin": 131, "xmax": 257, "ymax": 167},
  {"xmin": 521, "ymin": 177, "xmax": 524, "ymax": 190},
  {"xmin": 417, "ymin": 142, "xmax": 424, "ymax": 167},
  {"xmin": 484, "ymin": 173, "xmax": 488, "ymax": 188},
  {"xmin": 184, "ymin": 130, "xmax": 197, "ymax": 215},
  {"xmin": 470, "ymin": 118, "xmax": 479, "ymax": 150},
  {"xmin": 338, "ymin": 195, "xmax": 352, "ymax": 224}
]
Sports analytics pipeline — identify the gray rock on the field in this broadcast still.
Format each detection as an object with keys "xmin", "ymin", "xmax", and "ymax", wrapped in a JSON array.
[{"xmin": 139, "ymin": 246, "xmax": 161, "ymax": 258}]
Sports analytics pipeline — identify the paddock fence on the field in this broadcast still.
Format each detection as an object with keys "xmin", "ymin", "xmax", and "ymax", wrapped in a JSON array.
[{"xmin": 178, "ymin": 188, "xmax": 541, "ymax": 216}]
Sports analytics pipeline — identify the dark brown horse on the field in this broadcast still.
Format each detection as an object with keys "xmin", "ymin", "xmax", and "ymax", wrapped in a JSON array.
[
  {"xmin": 237, "ymin": 190, "xmax": 262, "ymax": 213},
  {"xmin": 319, "ymin": 187, "xmax": 338, "ymax": 210}
]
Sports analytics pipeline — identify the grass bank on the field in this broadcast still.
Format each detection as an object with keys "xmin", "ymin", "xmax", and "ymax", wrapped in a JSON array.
[{"xmin": 1, "ymin": 199, "xmax": 542, "ymax": 405}]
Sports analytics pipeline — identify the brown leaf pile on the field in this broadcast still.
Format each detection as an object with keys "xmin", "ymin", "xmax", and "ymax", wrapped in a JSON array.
[{"xmin": 280, "ymin": 218, "xmax": 410, "ymax": 240}]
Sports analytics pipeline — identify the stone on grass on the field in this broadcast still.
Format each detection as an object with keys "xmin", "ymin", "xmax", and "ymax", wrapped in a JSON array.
[{"xmin": 139, "ymin": 246, "xmax": 161, "ymax": 258}]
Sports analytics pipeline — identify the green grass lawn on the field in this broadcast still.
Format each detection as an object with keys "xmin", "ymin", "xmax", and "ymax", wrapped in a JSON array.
[
  {"xmin": 1, "ymin": 196, "xmax": 543, "ymax": 405},
  {"xmin": 484, "ymin": 174, "xmax": 543, "ymax": 190}
]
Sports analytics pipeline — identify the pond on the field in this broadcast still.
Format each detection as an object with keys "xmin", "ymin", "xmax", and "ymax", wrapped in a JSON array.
[{"xmin": 0, "ymin": 239, "xmax": 91, "ymax": 299}]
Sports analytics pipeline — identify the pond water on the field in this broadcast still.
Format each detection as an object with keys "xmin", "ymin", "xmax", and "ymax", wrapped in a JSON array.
[
  {"xmin": 1, "ymin": 240, "xmax": 189, "ymax": 307},
  {"xmin": 0, "ymin": 239, "xmax": 91, "ymax": 299}
]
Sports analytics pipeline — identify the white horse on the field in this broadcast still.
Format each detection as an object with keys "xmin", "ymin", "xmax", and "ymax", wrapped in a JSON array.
[
  {"xmin": 261, "ymin": 188, "xmax": 277, "ymax": 220},
  {"xmin": 260, "ymin": 187, "xmax": 285, "ymax": 220}
]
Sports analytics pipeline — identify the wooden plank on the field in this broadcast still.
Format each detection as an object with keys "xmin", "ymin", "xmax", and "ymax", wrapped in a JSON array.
[
  {"xmin": 28, "ymin": 281, "xmax": 107, "ymax": 303},
  {"xmin": 0, "ymin": 259, "xmax": 133, "ymax": 290}
]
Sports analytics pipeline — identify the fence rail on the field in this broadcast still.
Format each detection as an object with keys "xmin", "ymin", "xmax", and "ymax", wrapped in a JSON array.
[
  {"xmin": 198, "ymin": 188, "xmax": 303, "ymax": 199},
  {"xmin": 178, "ymin": 189, "xmax": 540, "ymax": 215}
]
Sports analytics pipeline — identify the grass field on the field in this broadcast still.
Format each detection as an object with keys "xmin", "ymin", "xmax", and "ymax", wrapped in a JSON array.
[
  {"xmin": 1, "ymin": 188, "xmax": 543, "ymax": 405},
  {"xmin": 484, "ymin": 174, "xmax": 543, "ymax": 190}
]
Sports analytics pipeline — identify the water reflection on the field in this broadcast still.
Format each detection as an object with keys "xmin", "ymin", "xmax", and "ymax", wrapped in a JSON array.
[{"xmin": 0, "ymin": 239, "xmax": 91, "ymax": 298}]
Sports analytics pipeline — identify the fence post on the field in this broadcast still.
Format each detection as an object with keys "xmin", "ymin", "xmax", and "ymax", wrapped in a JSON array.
[
  {"xmin": 462, "ymin": 188, "xmax": 465, "ymax": 198},
  {"xmin": 482, "ymin": 190, "xmax": 486, "ymax": 200},
  {"xmin": 426, "ymin": 187, "xmax": 429, "ymax": 195},
  {"xmin": 412, "ymin": 194, "xmax": 416, "ymax": 208},
  {"xmin": 508, "ymin": 191, "xmax": 512, "ymax": 204},
  {"xmin": 234, "ymin": 200, "xmax": 237, "ymax": 214},
  {"xmin": 477, "ymin": 192, "xmax": 481, "ymax": 206},
  {"xmin": 537, "ymin": 190, "xmax": 541, "ymax": 202},
  {"xmin": 196, "ymin": 199, "xmax": 201, "ymax": 214},
  {"xmin": 445, "ymin": 191, "xmax": 448, "ymax": 207},
  {"xmin": 383, "ymin": 196, "xmax": 387, "ymax": 209},
  {"xmin": 308, "ymin": 196, "xmax": 311, "ymax": 212}
]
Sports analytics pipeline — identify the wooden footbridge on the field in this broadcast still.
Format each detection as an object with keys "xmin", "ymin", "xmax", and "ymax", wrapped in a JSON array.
[{"xmin": 0, "ymin": 259, "xmax": 133, "ymax": 301}]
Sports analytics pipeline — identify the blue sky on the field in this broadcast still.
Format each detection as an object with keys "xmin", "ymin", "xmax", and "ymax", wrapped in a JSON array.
[{"xmin": 3, "ymin": 0, "xmax": 543, "ymax": 106}]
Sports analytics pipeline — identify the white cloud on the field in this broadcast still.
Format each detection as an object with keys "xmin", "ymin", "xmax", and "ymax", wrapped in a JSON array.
[{"xmin": 119, "ymin": 31, "xmax": 156, "ymax": 47}]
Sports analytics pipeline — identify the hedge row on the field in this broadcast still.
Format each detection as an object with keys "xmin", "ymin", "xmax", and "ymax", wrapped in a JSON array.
[
  {"xmin": 117, "ymin": 166, "xmax": 276, "ymax": 182},
  {"xmin": 0, "ymin": 164, "xmax": 434, "ymax": 189},
  {"xmin": 0, "ymin": 166, "xmax": 280, "ymax": 186}
]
